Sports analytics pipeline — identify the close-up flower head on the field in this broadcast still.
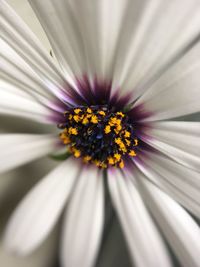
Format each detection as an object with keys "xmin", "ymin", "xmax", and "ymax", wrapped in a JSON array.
[{"xmin": 0, "ymin": 0, "xmax": 200, "ymax": 267}]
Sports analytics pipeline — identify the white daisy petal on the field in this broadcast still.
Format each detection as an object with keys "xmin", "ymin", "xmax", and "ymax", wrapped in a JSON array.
[
  {"xmin": 4, "ymin": 159, "xmax": 78, "ymax": 255},
  {"xmin": 72, "ymin": 0, "xmax": 128, "ymax": 80},
  {"xmin": 0, "ymin": 90, "xmax": 52, "ymax": 123},
  {"xmin": 135, "ymin": 42, "xmax": 200, "ymax": 120},
  {"xmin": 137, "ymin": 178, "xmax": 200, "ymax": 267},
  {"xmin": 142, "ymin": 134, "xmax": 200, "ymax": 172},
  {"xmin": 1, "ymin": 0, "xmax": 71, "ymax": 101},
  {"xmin": 0, "ymin": 39, "xmax": 66, "ymax": 114},
  {"xmin": 112, "ymin": 0, "xmax": 200, "ymax": 101},
  {"xmin": 1, "ymin": 39, "xmax": 53, "ymax": 100},
  {"xmin": 0, "ymin": 134, "xmax": 58, "ymax": 174},
  {"xmin": 146, "ymin": 121, "xmax": 200, "ymax": 157},
  {"xmin": 108, "ymin": 170, "xmax": 172, "ymax": 267},
  {"xmin": 29, "ymin": 0, "xmax": 86, "ymax": 79},
  {"xmin": 61, "ymin": 168, "xmax": 104, "ymax": 267},
  {"xmin": 29, "ymin": 0, "xmax": 128, "ymax": 82},
  {"xmin": 135, "ymin": 153, "xmax": 200, "ymax": 218}
]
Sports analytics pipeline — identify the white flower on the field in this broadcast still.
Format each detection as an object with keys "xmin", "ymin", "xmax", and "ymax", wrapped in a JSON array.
[{"xmin": 1, "ymin": 1, "xmax": 200, "ymax": 267}]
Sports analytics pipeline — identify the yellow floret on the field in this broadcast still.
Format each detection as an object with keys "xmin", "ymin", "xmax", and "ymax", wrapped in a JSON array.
[
  {"xmin": 83, "ymin": 155, "xmax": 92, "ymax": 162},
  {"xmin": 114, "ymin": 137, "xmax": 121, "ymax": 144},
  {"xmin": 74, "ymin": 108, "xmax": 81, "ymax": 114},
  {"xmin": 115, "ymin": 124, "xmax": 122, "ymax": 132},
  {"xmin": 87, "ymin": 108, "xmax": 92, "ymax": 113},
  {"xmin": 108, "ymin": 157, "xmax": 115, "ymax": 165},
  {"xmin": 134, "ymin": 139, "xmax": 138, "ymax": 146},
  {"xmin": 73, "ymin": 149, "xmax": 81, "ymax": 158},
  {"xmin": 115, "ymin": 138, "xmax": 126, "ymax": 152},
  {"xmin": 91, "ymin": 115, "xmax": 98, "ymax": 124},
  {"xmin": 119, "ymin": 160, "xmax": 124, "ymax": 169},
  {"xmin": 114, "ymin": 153, "xmax": 121, "ymax": 161},
  {"xmin": 125, "ymin": 139, "xmax": 131, "ymax": 146},
  {"xmin": 82, "ymin": 117, "xmax": 89, "ymax": 125},
  {"xmin": 129, "ymin": 150, "xmax": 136, "ymax": 156},
  {"xmin": 73, "ymin": 115, "xmax": 81, "ymax": 122},
  {"xmin": 98, "ymin": 110, "xmax": 106, "ymax": 116},
  {"xmin": 104, "ymin": 125, "xmax": 111, "ymax": 134},
  {"xmin": 116, "ymin": 119, "xmax": 121, "ymax": 125},
  {"xmin": 109, "ymin": 117, "xmax": 117, "ymax": 126},
  {"xmin": 116, "ymin": 112, "xmax": 125, "ymax": 117},
  {"xmin": 124, "ymin": 130, "xmax": 131, "ymax": 138},
  {"xmin": 99, "ymin": 162, "xmax": 107, "ymax": 168},
  {"xmin": 68, "ymin": 127, "xmax": 78, "ymax": 135}
]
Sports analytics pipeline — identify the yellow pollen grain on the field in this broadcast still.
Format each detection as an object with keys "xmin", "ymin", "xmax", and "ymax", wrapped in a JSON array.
[
  {"xmin": 60, "ymin": 136, "xmax": 68, "ymax": 144},
  {"xmin": 69, "ymin": 127, "xmax": 78, "ymax": 135},
  {"xmin": 83, "ymin": 155, "xmax": 92, "ymax": 162},
  {"xmin": 116, "ymin": 112, "xmax": 125, "ymax": 117},
  {"xmin": 63, "ymin": 137, "xmax": 71, "ymax": 145},
  {"xmin": 124, "ymin": 130, "xmax": 131, "ymax": 138},
  {"xmin": 74, "ymin": 108, "xmax": 81, "ymax": 114},
  {"xmin": 125, "ymin": 139, "xmax": 131, "ymax": 146},
  {"xmin": 108, "ymin": 157, "xmax": 115, "ymax": 165},
  {"xmin": 73, "ymin": 115, "xmax": 81, "ymax": 122},
  {"xmin": 91, "ymin": 115, "xmax": 98, "ymax": 124},
  {"xmin": 119, "ymin": 160, "xmax": 124, "ymax": 169},
  {"xmin": 99, "ymin": 161, "xmax": 107, "ymax": 168},
  {"xmin": 87, "ymin": 108, "xmax": 92, "ymax": 113},
  {"xmin": 82, "ymin": 117, "xmax": 89, "ymax": 125},
  {"xmin": 98, "ymin": 110, "xmax": 106, "ymax": 116},
  {"xmin": 104, "ymin": 125, "xmax": 111, "ymax": 134},
  {"xmin": 73, "ymin": 149, "xmax": 81, "ymax": 158},
  {"xmin": 115, "ymin": 138, "xmax": 126, "ymax": 152},
  {"xmin": 69, "ymin": 114, "xmax": 73, "ymax": 120},
  {"xmin": 115, "ymin": 137, "xmax": 121, "ymax": 144},
  {"xmin": 86, "ymin": 114, "xmax": 92, "ymax": 118},
  {"xmin": 60, "ymin": 132, "xmax": 66, "ymax": 138},
  {"xmin": 116, "ymin": 119, "xmax": 121, "ymax": 125},
  {"xmin": 114, "ymin": 153, "xmax": 121, "ymax": 161},
  {"xmin": 109, "ymin": 117, "xmax": 117, "ymax": 126},
  {"xmin": 134, "ymin": 139, "xmax": 138, "ymax": 146},
  {"xmin": 116, "ymin": 124, "xmax": 122, "ymax": 131},
  {"xmin": 129, "ymin": 150, "xmax": 136, "ymax": 156}
]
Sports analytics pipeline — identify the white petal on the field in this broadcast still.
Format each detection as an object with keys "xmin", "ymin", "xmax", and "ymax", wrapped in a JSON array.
[
  {"xmin": 61, "ymin": 168, "xmax": 104, "ymax": 267},
  {"xmin": 112, "ymin": 0, "xmax": 200, "ymax": 101},
  {"xmin": 0, "ymin": 39, "xmax": 51, "ymax": 99},
  {"xmin": 0, "ymin": 82, "xmax": 54, "ymax": 123},
  {"xmin": 137, "ymin": 177, "xmax": 200, "ymax": 267},
  {"xmin": 0, "ymin": 134, "xmax": 58, "ymax": 174},
  {"xmin": 135, "ymin": 42, "xmax": 200, "ymax": 120},
  {"xmin": 135, "ymin": 152, "xmax": 200, "ymax": 218},
  {"xmin": 146, "ymin": 121, "xmax": 200, "ymax": 157},
  {"xmin": 141, "ymin": 133, "xmax": 200, "ymax": 172},
  {"xmin": 108, "ymin": 170, "xmax": 172, "ymax": 267},
  {"xmin": 4, "ymin": 159, "xmax": 78, "ymax": 255},
  {"xmin": 1, "ymin": 1, "xmax": 72, "ymax": 102},
  {"xmin": 29, "ymin": 0, "xmax": 85, "ymax": 79},
  {"xmin": 0, "ymin": 39, "xmax": 65, "ymax": 114},
  {"xmin": 29, "ymin": 0, "xmax": 128, "ymax": 83},
  {"xmin": 72, "ymin": 0, "xmax": 128, "ymax": 81}
]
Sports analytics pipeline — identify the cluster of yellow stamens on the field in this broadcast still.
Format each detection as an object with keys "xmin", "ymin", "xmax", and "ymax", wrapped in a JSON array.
[{"xmin": 58, "ymin": 106, "xmax": 138, "ymax": 169}]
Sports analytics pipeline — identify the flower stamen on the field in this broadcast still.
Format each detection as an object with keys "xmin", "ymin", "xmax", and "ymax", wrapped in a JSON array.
[{"xmin": 58, "ymin": 105, "xmax": 138, "ymax": 168}]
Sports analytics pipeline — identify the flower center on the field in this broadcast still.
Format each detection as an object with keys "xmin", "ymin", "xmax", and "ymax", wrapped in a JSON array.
[{"xmin": 58, "ymin": 105, "xmax": 138, "ymax": 168}]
